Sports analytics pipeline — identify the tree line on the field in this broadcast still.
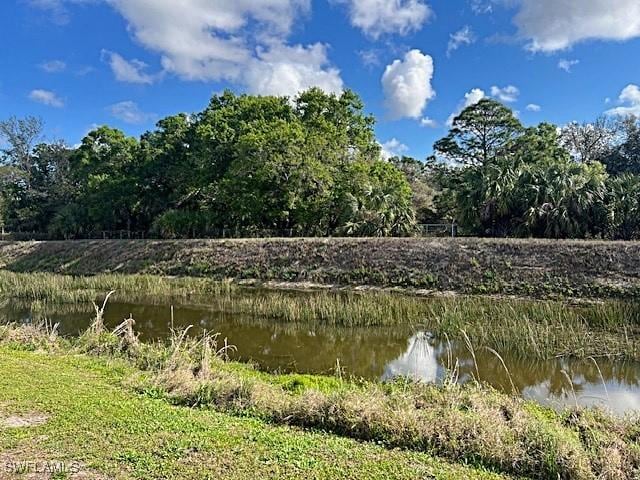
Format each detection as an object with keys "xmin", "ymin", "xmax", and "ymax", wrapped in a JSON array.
[{"xmin": 1, "ymin": 88, "xmax": 639, "ymax": 240}]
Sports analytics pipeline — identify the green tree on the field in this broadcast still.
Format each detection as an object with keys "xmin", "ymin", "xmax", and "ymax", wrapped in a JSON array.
[
  {"xmin": 434, "ymin": 99, "xmax": 523, "ymax": 166},
  {"xmin": 390, "ymin": 156, "xmax": 439, "ymax": 224},
  {"xmin": 137, "ymin": 114, "xmax": 194, "ymax": 227},
  {"xmin": 604, "ymin": 174, "xmax": 640, "ymax": 240},
  {"xmin": 295, "ymin": 88, "xmax": 380, "ymax": 163},
  {"xmin": 333, "ymin": 160, "xmax": 415, "ymax": 237},
  {"xmin": 69, "ymin": 126, "xmax": 140, "ymax": 233},
  {"xmin": 218, "ymin": 118, "xmax": 331, "ymax": 233}
]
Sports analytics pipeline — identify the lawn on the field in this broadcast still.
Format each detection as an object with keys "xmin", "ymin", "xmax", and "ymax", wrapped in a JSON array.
[{"xmin": 0, "ymin": 348, "xmax": 509, "ymax": 480}]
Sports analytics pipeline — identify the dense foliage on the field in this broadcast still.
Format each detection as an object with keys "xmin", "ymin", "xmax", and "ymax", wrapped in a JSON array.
[
  {"xmin": 409, "ymin": 99, "xmax": 640, "ymax": 239},
  {"xmin": 1, "ymin": 90, "xmax": 640, "ymax": 239},
  {"xmin": 0, "ymin": 89, "xmax": 414, "ymax": 238}
]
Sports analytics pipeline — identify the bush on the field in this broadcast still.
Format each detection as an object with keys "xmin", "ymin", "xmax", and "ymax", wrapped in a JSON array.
[{"xmin": 151, "ymin": 210, "xmax": 210, "ymax": 239}]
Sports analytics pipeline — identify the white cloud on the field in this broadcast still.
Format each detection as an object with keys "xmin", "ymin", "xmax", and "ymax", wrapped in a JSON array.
[
  {"xmin": 108, "ymin": 101, "xmax": 155, "ymax": 124},
  {"xmin": 382, "ymin": 49, "xmax": 435, "ymax": 120},
  {"xmin": 606, "ymin": 84, "xmax": 640, "ymax": 117},
  {"xmin": 380, "ymin": 138, "xmax": 409, "ymax": 160},
  {"xmin": 526, "ymin": 103, "xmax": 541, "ymax": 112},
  {"xmin": 447, "ymin": 88, "xmax": 485, "ymax": 126},
  {"xmin": 28, "ymin": 0, "xmax": 72, "ymax": 24},
  {"xmin": 29, "ymin": 0, "xmax": 341, "ymax": 97},
  {"xmin": 101, "ymin": 50, "xmax": 157, "ymax": 84},
  {"xmin": 558, "ymin": 59, "xmax": 579, "ymax": 73},
  {"xmin": 420, "ymin": 117, "xmax": 438, "ymax": 128},
  {"xmin": 40, "ymin": 60, "xmax": 67, "ymax": 73},
  {"xmin": 447, "ymin": 26, "xmax": 476, "ymax": 56},
  {"xmin": 28, "ymin": 0, "xmax": 96, "ymax": 25},
  {"xmin": 335, "ymin": 0, "xmax": 432, "ymax": 39},
  {"xmin": 244, "ymin": 43, "xmax": 343, "ymax": 96},
  {"xmin": 470, "ymin": 0, "xmax": 493, "ymax": 15},
  {"xmin": 490, "ymin": 85, "xmax": 519, "ymax": 103},
  {"xmin": 101, "ymin": 0, "xmax": 340, "ymax": 97},
  {"xmin": 76, "ymin": 66, "xmax": 95, "ymax": 76},
  {"xmin": 359, "ymin": 49, "xmax": 381, "ymax": 68},
  {"xmin": 28, "ymin": 89, "xmax": 64, "ymax": 108},
  {"xmin": 514, "ymin": 0, "xmax": 640, "ymax": 52}
]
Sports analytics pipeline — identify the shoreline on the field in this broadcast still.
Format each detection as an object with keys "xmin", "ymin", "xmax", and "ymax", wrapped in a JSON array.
[
  {"xmin": 1, "ymin": 321, "xmax": 637, "ymax": 479},
  {"xmin": 2, "ymin": 237, "xmax": 640, "ymax": 300}
]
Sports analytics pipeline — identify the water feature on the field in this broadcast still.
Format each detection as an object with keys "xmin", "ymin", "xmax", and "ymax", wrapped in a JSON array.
[{"xmin": 2, "ymin": 297, "xmax": 639, "ymax": 415}]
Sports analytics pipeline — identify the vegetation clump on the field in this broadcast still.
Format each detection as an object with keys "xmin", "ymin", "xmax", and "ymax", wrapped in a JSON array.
[
  {"xmin": 2, "ymin": 93, "xmax": 640, "ymax": 241},
  {"xmin": 2, "ymin": 270, "xmax": 640, "ymax": 361},
  {"xmin": 1, "ymin": 317, "xmax": 640, "ymax": 479}
]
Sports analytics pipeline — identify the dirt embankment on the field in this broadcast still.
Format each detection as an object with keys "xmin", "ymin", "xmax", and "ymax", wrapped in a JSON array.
[{"xmin": 1, "ymin": 238, "xmax": 639, "ymax": 298}]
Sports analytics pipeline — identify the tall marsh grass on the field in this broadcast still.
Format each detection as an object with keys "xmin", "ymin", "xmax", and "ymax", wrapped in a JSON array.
[
  {"xmin": 1, "ymin": 269, "xmax": 639, "ymax": 360},
  {"xmin": 210, "ymin": 291, "xmax": 640, "ymax": 360},
  {"xmin": 1, "ymin": 318, "xmax": 640, "ymax": 480},
  {"xmin": 0, "ymin": 270, "xmax": 235, "ymax": 303}
]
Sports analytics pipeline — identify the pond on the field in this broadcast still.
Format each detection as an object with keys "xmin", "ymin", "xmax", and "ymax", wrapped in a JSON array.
[{"xmin": 2, "ymin": 297, "xmax": 639, "ymax": 416}]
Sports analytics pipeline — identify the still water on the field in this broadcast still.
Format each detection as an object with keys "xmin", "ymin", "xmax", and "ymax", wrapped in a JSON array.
[{"xmin": 3, "ymin": 299, "xmax": 639, "ymax": 415}]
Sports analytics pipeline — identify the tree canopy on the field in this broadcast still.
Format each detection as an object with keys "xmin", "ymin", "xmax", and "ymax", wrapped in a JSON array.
[
  {"xmin": 2, "ymin": 89, "xmax": 640, "ymax": 240},
  {"xmin": 0, "ymin": 89, "xmax": 413, "ymax": 239}
]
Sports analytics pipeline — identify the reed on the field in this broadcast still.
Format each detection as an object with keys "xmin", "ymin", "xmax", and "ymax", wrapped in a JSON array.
[
  {"xmin": 2, "ymin": 319, "xmax": 640, "ymax": 480},
  {"xmin": 0, "ymin": 270, "xmax": 235, "ymax": 303},
  {"xmin": 2, "ymin": 269, "xmax": 639, "ymax": 360},
  {"xmin": 207, "ymin": 291, "xmax": 640, "ymax": 361}
]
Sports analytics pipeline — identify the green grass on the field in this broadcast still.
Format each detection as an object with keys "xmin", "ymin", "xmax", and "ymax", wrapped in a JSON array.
[
  {"xmin": 0, "ymin": 270, "xmax": 235, "ymax": 304},
  {"xmin": 0, "ymin": 348, "xmax": 510, "ymax": 480},
  {"xmin": 2, "ymin": 322, "xmax": 640, "ymax": 479},
  {"xmin": 2, "ymin": 269, "xmax": 640, "ymax": 361}
]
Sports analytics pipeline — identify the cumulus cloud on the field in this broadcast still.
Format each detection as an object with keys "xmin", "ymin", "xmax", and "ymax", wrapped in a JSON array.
[
  {"xmin": 28, "ymin": 89, "xmax": 64, "ymax": 107},
  {"xmin": 447, "ymin": 26, "xmax": 476, "ymax": 56},
  {"xmin": 335, "ymin": 0, "xmax": 432, "ymax": 39},
  {"xmin": 447, "ymin": 88, "xmax": 485, "ymax": 126},
  {"xmin": 29, "ymin": 0, "xmax": 342, "ymax": 97},
  {"xmin": 101, "ymin": 50, "xmax": 158, "ymax": 84},
  {"xmin": 39, "ymin": 60, "xmax": 67, "ymax": 73},
  {"xmin": 244, "ymin": 43, "xmax": 343, "ymax": 96},
  {"xmin": 382, "ymin": 49, "xmax": 435, "ymax": 120},
  {"xmin": 102, "ymin": 0, "xmax": 340, "ymax": 97},
  {"xmin": 526, "ymin": 103, "xmax": 541, "ymax": 112},
  {"xmin": 606, "ymin": 84, "xmax": 640, "ymax": 117},
  {"xmin": 490, "ymin": 85, "xmax": 519, "ymax": 103},
  {"xmin": 108, "ymin": 101, "xmax": 156, "ymax": 124},
  {"xmin": 514, "ymin": 0, "xmax": 640, "ymax": 52},
  {"xmin": 558, "ymin": 59, "xmax": 579, "ymax": 73},
  {"xmin": 380, "ymin": 138, "xmax": 409, "ymax": 160}
]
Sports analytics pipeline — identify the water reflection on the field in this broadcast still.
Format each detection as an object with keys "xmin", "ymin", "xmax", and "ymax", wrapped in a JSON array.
[
  {"xmin": 382, "ymin": 333, "xmax": 440, "ymax": 383},
  {"xmin": 2, "ymin": 300, "xmax": 640, "ymax": 415},
  {"xmin": 380, "ymin": 332, "xmax": 640, "ymax": 415}
]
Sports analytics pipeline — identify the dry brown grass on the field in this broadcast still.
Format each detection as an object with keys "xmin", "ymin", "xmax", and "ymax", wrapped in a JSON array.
[
  {"xmin": 2, "ymin": 315, "xmax": 640, "ymax": 479},
  {"xmin": 2, "ymin": 237, "xmax": 640, "ymax": 298},
  {"xmin": 146, "ymin": 328, "xmax": 640, "ymax": 480}
]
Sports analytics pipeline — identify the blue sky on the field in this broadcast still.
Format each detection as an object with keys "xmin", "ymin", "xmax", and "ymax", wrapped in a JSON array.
[{"xmin": 1, "ymin": 0, "xmax": 640, "ymax": 160}]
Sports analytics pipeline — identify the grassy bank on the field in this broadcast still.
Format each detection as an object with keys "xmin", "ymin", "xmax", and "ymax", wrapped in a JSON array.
[
  {"xmin": 2, "ymin": 270, "xmax": 640, "ymax": 361},
  {"xmin": 0, "ymin": 349, "xmax": 510, "ymax": 480},
  {"xmin": 2, "ymin": 238, "xmax": 640, "ymax": 298},
  {"xmin": 1, "ymin": 321, "xmax": 639, "ymax": 479},
  {"xmin": 0, "ymin": 270, "xmax": 235, "ymax": 304}
]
